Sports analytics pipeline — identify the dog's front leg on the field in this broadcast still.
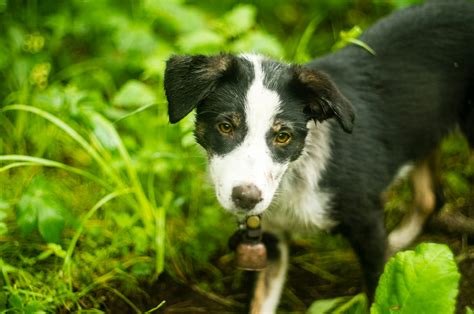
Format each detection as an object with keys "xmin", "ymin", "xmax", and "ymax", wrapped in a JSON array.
[
  {"xmin": 339, "ymin": 211, "xmax": 387, "ymax": 301},
  {"xmin": 249, "ymin": 233, "xmax": 289, "ymax": 314}
]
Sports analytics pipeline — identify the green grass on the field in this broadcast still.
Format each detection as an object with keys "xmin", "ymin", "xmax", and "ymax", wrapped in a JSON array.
[{"xmin": 0, "ymin": 0, "xmax": 472, "ymax": 312}]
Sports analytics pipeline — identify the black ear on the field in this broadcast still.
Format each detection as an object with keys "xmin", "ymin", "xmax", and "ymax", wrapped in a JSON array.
[
  {"xmin": 164, "ymin": 54, "xmax": 236, "ymax": 124},
  {"xmin": 291, "ymin": 65, "xmax": 355, "ymax": 133}
]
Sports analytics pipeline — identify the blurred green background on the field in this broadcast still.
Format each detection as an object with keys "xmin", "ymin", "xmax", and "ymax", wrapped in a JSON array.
[{"xmin": 0, "ymin": 0, "xmax": 472, "ymax": 312}]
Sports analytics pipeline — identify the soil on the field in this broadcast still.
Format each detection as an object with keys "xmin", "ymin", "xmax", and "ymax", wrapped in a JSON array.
[{"xmin": 105, "ymin": 229, "xmax": 474, "ymax": 314}]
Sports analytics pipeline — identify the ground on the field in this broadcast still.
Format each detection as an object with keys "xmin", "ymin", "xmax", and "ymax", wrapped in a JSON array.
[{"xmin": 103, "ymin": 227, "xmax": 474, "ymax": 314}]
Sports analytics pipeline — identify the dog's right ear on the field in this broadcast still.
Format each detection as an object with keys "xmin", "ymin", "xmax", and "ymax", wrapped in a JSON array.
[
  {"xmin": 164, "ymin": 54, "xmax": 236, "ymax": 123},
  {"xmin": 291, "ymin": 65, "xmax": 355, "ymax": 133}
]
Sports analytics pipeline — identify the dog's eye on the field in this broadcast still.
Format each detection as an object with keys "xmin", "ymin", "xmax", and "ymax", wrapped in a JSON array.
[
  {"xmin": 274, "ymin": 131, "xmax": 291, "ymax": 145},
  {"xmin": 217, "ymin": 122, "xmax": 233, "ymax": 134}
]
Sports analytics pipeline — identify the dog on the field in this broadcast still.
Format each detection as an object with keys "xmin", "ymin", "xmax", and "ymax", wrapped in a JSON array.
[{"xmin": 164, "ymin": 1, "xmax": 474, "ymax": 312}]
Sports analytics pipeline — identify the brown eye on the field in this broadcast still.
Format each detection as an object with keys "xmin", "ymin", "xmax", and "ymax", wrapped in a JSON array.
[
  {"xmin": 275, "ymin": 131, "xmax": 291, "ymax": 145},
  {"xmin": 218, "ymin": 122, "xmax": 233, "ymax": 134}
]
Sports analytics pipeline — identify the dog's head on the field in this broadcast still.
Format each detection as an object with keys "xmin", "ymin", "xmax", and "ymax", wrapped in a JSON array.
[{"xmin": 164, "ymin": 53, "xmax": 354, "ymax": 215}]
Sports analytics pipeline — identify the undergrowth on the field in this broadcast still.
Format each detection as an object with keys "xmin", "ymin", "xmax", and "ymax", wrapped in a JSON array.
[{"xmin": 0, "ymin": 0, "xmax": 472, "ymax": 312}]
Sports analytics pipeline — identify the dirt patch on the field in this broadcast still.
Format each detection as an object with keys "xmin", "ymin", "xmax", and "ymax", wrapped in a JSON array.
[{"xmin": 124, "ymin": 231, "xmax": 473, "ymax": 313}]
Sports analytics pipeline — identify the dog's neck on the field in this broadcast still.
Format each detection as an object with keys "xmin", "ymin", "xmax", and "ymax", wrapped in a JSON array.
[{"xmin": 265, "ymin": 120, "xmax": 338, "ymax": 232}]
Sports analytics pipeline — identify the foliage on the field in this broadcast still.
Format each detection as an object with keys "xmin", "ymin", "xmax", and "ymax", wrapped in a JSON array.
[
  {"xmin": 307, "ymin": 243, "xmax": 461, "ymax": 314},
  {"xmin": 372, "ymin": 243, "xmax": 460, "ymax": 314},
  {"xmin": 0, "ymin": 0, "xmax": 471, "ymax": 312},
  {"xmin": 308, "ymin": 293, "xmax": 368, "ymax": 314}
]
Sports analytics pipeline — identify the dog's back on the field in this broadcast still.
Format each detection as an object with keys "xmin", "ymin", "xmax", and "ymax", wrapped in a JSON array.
[
  {"xmin": 308, "ymin": 1, "xmax": 474, "ymax": 197},
  {"xmin": 364, "ymin": 0, "xmax": 474, "ymax": 148},
  {"xmin": 302, "ymin": 0, "xmax": 474, "ymax": 294}
]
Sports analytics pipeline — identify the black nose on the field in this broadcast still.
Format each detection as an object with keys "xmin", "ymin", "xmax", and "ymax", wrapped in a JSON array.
[{"xmin": 232, "ymin": 184, "xmax": 263, "ymax": 210}]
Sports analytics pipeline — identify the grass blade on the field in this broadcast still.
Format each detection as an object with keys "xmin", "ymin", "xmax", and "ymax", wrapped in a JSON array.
[
  {"xmin": 63, "ymin": 188, "xmax": 132, "ymax": 290},
  {"xmin": 0, "ymin": 155, "xmax": 111, "ymax": 189},
  {"xmin": 1, "ymin": 104, "xmax": 122, "ymax": 186}
]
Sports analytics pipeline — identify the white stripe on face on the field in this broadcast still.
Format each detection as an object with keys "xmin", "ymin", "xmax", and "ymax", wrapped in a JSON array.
[{"xmin": 208, "ymin": 54, "xmax": 289, "ymax": 214}]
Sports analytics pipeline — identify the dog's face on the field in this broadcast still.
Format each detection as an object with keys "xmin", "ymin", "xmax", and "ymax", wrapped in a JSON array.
[{"xmin": 164, "ymin": 53, "xmax": 354, "ymax": 215}]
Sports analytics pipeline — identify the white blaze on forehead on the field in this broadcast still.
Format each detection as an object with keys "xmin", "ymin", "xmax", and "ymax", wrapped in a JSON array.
[
  {"xmin": 242, "ymin": 54, "xmax": 282, "ymax": 141},
  {"xmin": 208, "ymin": 54, "xmax": 288, "ymax": 214}
]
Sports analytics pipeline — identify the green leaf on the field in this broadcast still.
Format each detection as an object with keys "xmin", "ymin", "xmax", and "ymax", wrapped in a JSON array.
[
  {"xmin": 0, "ymin": 291, "xmax": 7, "ymax": 310},
  {"xmin": 308, "ymin": 294, "xmax": 368, "ymax": 314},
  {"xmin": 307, "ymin": 296, "xmax": 347, "ymax": 314},
  {"xmin": 0, "ymin": 0, "xmax": 6, "ymax": 13},
  {"xmin": 0, "ymin": 198, "xmax": 8, "ymax": 222},
  {"xmin": 334, "ymin": 293, "xmax": 368, "ymax": 314},
  {"xmin": 90, "ymin": 112, "xmax": 121, "ymax": 150},
  {"xmin": 177, "ymin": 29, "xmax": 225, "ymax": 54},
  {"xmin": 0, "ymin": 198, "xmax": 9, "ymax": 211},
  {"xmin": 0, "ymin": 222, "xmax": 7, "ymax": 236},
  {"xmin": 393, "ymin": 0, "xmax": 424, "ymax": 9},
  {"xmin": 8, "ymin": 292, "xmax": 23, "ymax": 310},
  {"xmin": 467, "ymin": 307, "xmax": 473, "ymax": 314},
  {"xmin": 221, "ymin": 4, "xmax": 257, "ymax": 37},
  {"xmin": 25, "ymin": 301, "xmax": 45, "ymax": 314},
  {"xmin": 371, "ymin": 243, "xmax": 460, "ymax": 314},
  {"xmin": 231, "ymin": 31, "xmax": 284, "ymax": 58},
  {"xmin": 38, "ymin": 204, "xmax": 65, "ymax": 244},
  {"xmin": 113, "ymin": 80, "xmax": 157, "ymax": 108},
  {"xmin": 16, "ymin": 176, "xmax": 65, "ymax": 243},
  {"xmin": 444, "ymin": 171, "xmax": 470, "ymax": 196},
  {"xmin": 17, "ymin": 194, "xmax": 39, "ymax": 237},
  {"xmin": 333, "ymin": 26, "xmax": 376, "ymax": 55}
]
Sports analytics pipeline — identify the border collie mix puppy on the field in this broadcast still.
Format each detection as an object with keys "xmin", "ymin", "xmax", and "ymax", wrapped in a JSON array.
[{"xmin": 165, "ymin": 1, "xmax": 474, "ymax": 312}]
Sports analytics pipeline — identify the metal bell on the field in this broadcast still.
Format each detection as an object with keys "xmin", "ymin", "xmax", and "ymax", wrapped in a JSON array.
[
  {"xmin": 235, "ymin": 241, "xmax": 267, "ymax": 271},
  {"xmin": 235, "ymin": 215, "xmax": 267, "ymax": 271}
]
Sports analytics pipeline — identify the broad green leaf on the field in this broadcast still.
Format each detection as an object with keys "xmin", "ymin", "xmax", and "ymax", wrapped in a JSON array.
[
  {"xmin": 25, "ymin": 301, "xmax": 46, "ymax": 314},
  {"xmin": 16, "ymin": 176, "xmax": 65, "ymax": 243},
  {"xmin": 113, "ymin": 80, "xmax": 157, "ymax": 108},
  {"xmin": 371, "ymin": 243, "xmax": 460, "ymax": 314},
  {"xmin": 221, "ymin": 4, "xmax": 256, "ymax": 37},
  {"xmin": 143, "ymin": 0, "xmax": 206, "ymax": 34},
  {"xmin": 467, "ymin": 307, "xmax": 473, "ymax": 314},
  {"xmin": 90, "ymin": 112, "xmax": 121, "ymax": 150},
  {"xmin": 38, "ymin": 204, "xmax": 65, "ymax": 244},
  {"xmin": 177, "ymin": 29, "xmax": 225, "ymax": 54},
  {"xmin": 142, "ymin": 43, "xmax": 174, "ymax": 79},
  {"xmin": 17, "ymin": 193, "xmax": 39, "ymax": 237},
  {"xmin": 231, "ymin": 31, "xmax": 284, "ymax": 58},
  {"xmin": 114, "ymin": 23, "xmax": 157, "ymax": 56}
]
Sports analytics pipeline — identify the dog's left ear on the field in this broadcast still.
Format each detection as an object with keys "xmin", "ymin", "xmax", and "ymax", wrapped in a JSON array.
[
  {"xmin": 291, "ymin": 65, "xmax": 355, "ymax": 133},
  {"xmin": 164, "ymin": 54, "xmax": 236, "ymax": 123}
]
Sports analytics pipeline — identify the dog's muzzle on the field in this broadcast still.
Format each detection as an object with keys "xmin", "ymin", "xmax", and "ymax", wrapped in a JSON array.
[{"xmin": 231, "ymin": 184, "xmax": 263, "ymax": 210}]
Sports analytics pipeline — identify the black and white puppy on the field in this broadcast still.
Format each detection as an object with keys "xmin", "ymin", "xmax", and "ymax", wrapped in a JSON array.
[{"xmin": 165, "ymin": 1, "xmax": 474, "ymax": 312}]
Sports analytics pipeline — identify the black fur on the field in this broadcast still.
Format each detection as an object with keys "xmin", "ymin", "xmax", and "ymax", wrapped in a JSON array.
[
  {"xmin": 165, "ymin": 0, "xmax": 474, "ymax": 305},
  {"xmin": 313, "ymin": 0, "xmax": 474, "ymax": 296}
]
